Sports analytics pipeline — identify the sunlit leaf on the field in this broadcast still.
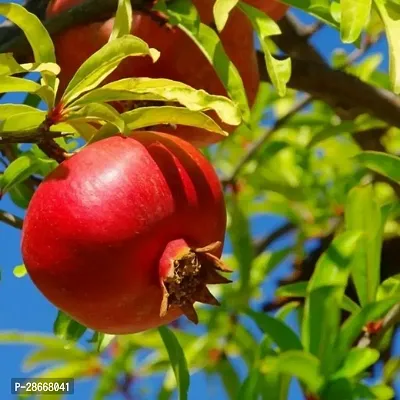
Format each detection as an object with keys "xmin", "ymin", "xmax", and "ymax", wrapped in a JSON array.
[
  {"xmin": 213, "ymin": 0, "xmax": 238, "ymax": 32},
  {"xmin": 0, "ymin": 155, "xmax": 40, "ymax": 194},
  {"xmin": 340, "ymin": 0, "xmax": 372, "ymax": 43},
  {"xmin": 238, "ymin": 2, "xmax": 291, "ymax": 96},
  {"xmin": 62, "ymin": 35, "xmax": 160, "ymax": 105},
  {"xmin": 109, "ymin": 0, "xmax": 132, "ymax": 41},
  {"xmin": 71, "ymin": 78, "xmax": 241, "ymax": 126},
  {"xmin": 261, "ymin": 351, "xmax": 325, "ymax": 394}
]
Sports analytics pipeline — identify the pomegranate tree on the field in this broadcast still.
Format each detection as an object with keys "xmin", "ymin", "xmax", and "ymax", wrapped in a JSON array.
[{"xmin": 21, "ymin": 132, "xmax": 230, "ymax": 334}]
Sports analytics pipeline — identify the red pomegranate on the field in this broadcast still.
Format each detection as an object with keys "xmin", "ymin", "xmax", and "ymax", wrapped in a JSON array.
[
  {"xmin": 21, "ymin": 132, "xmax": 230, "ymax": 334},
  {"xmin": 46, "ymin": 0, "xmax": 287, "ymax": 146}
]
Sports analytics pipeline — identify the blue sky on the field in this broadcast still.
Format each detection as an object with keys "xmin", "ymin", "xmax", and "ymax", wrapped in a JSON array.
[{"xmin": 0, "ymin": 4, "xmax": 398, "ymax": 400}]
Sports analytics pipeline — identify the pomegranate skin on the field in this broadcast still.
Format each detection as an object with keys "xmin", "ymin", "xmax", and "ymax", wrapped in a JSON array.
[{"xmin": 21, "ymin": 132, "xmax": 227, "ymax": 333}]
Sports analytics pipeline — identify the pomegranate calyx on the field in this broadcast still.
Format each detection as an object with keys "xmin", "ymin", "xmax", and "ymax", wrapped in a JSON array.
[{"xmin": 160, "ymin": 241, "xmax": 232, "ymax": 324}]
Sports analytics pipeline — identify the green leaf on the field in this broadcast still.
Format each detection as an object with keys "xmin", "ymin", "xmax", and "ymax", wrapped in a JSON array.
[
  {"xmin": 354, "ymin": 151, "xmax": 400, "ymax": 183},
  {"xmin": 0, "ymin": 155, "xmax": 40, "ymax": 194},
  {"xmin": 374, "ymin": 0, "xmax": 400, "ymax": 93},
  {"xmin": 0, "ymin": 76, "xmax": 54, "ymax": 107},
  {"xmin": 9, "ymin": 183, "xmax": 34, "ymax": 209},
  {"xmin": 271, "ymin": 0, "xmax": 339, "ymax": 27},
  {"xmin": 238, "ymin": 3, "xmax": 291, "ymax": 96},
  {"xmin": 162, "ymin": 0, "xmax": 250, "ymax": 121},
  {"xmin": 301, "ymin": 285, "xmax": 343, "ymax": 376},
  {"xmin": 158, "ymin": 326, "xmax": 190, "ymax": 400},
  {"xmin": 0, "ymin": 54, "xmax": 59, "ymax": 77},
  {"xmin": 377, "ymin": 274, "xmax": 400, "ymax": 300},
  {"xmin": 261, "ymin": 351, "xmax": 325, "ymax": 394},
  {"xmin": 333, "ymin": 347, "xmax": 380, "ymax": 379},
  {"xmin": 88, "ymin": 332, "xmax": 116, "ymax": 353},
  {"xmin": 24, "ymin": 346, "xmax": 90, "ymax": 371},
  {"xmin": 62, "ymin": 35, "xmax": 160, "ymax": 105},
  {"xmin": 93, "ymin": 342, "xmax": 134, "ymax": 400},
  {"xmin": 126, "ymin": 106, "xmax": 227, "ymax": 133},
  {"xmin": 89, "ymin": 106, "xmax": 229, "ymax": 143},
  {"xmin": 13, "ymin": 264, "xmax": 27, "ymax": 278},
  {"xmin": 0, "ymin": 104, "xmax": 40, "ymax": 119},
  {"xmin": 383, "ymin": 357, "xmax": 400, "ymax": 383},
  {"xmin": 334, "ymin": 298, "xmax": 399, "ymax": 365},
  {"xmin": 246, "ymin": 309, "xmax": 303, "ymax": 351},
  {"xmin": 353, "ymin": 382, "xmax": 395, "ymax": 399},
  {"xmin": 228, "ymin": 199, "xmax": 254, "ymax": 293},
  {"xmin": 345, "ymin": 185, "xmax": 382, "ymax": 305},
  {"xmin": 0, "ymin": 111, "xmax": 46, "ymax": 133},
  {"xmin": 237, "ymin": 303, "xmax": 297, "ymax": 400},
  {"xmin": 276, "ymin": 281, "xmax": 361, "ymax": 314},
  {"xmin": 63, "ymin": 103, "xmax": 126, "ymax": 134},
  {"xmin": 340, "ymin": 0, "xmax": 372, "ymax": 43},
  {"xmin": 0, "ymin": 3, "xmax": 55, "ymax": 64},
  {"xmin": 109, "ymin": 0, "xmax": 132, "ymax": 42},
  {"xmin": 70, "ymin": 78, "xmax": 241, "ymax": 127},
  {"xmin": 302, "ymin": 232, "xmax": 361, "ymax": 374},
  {"xmin": 0, "ymin": 331, "xmax": 74, "ymax": 349},
  {"xmin": 213, "ymin": 0, "xmax": 238, "ymax": 32},
  {"xmin": 217, "ymin": 357, "xmax": 241, "ymax": 398},
  {"xmin": 53, "ymin": 311, "xmax": 87, "ymax": 342},
  {"xmin": 308, "ymin": 231, "xmax": 362, "ymax": 291}
]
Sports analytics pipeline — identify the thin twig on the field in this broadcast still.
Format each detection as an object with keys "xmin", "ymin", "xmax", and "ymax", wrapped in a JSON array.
[
  {"xmin": 0, "ymin": 210, "xmax": 23, "ymax": 229},
  {"xmin": 357, "ymin": 304, "xmax": 400, "ymax": 349}
]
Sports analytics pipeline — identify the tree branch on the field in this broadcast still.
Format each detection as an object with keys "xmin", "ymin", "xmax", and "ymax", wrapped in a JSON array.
[
  {"xmin": 0, "ymin": 210, "xmax": 23, "ymax": 229},
  {"xmin": 0, "ymin": 129, "xmax": 68, "ymax": 144},
  {"xmin": 258, "ymin": 53, "xmax": 400, "ymax": 129},
  {"xmin": 254, "ymin": 222, "xmax": 295, "ymax": 256}
]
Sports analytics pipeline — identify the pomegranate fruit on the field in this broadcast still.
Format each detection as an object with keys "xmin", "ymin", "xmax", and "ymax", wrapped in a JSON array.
[
  {"xmin": 21, "ymin": 132, "xmax": 230, "ymax": 334},
  {"xmin": 47, "ymin": 0, "xmax": 288, "ymax": 146}
]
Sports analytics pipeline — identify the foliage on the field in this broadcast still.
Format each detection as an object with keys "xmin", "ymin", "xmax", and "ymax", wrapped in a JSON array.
[{"xmin": 0, "ymin": 0, "xmax": 399, "ymax": 399}]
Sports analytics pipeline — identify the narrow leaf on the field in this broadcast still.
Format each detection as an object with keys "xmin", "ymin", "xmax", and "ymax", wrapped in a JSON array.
[
  {"xmin": 0, "ymin": 155, "xmax": 39, "ymax": 194},
  {"xmin": 158, "ymin": 326, "xmax": 190, "ymax": 400},
  {"xmin": 333, "ymin": 348, "xmax": 380, "ymax": 379},
  {"xmin": 374, "ymin": 0, "xmax": 400, "ymax": 93},
  {"xmin": 238, "ymin": 2, "xmax": 291, "ymax": 96},
  {"xmin": 164, "ymin": 0, "xmax": 250, "ymax": 121},
  {"xmin": 0, "ymin": 3, "xmax": 55, "ymax": 63},
  {"xmin": 53, "ymin": 311, "xmax": 87, "ymax": 342},
  {"xmin": 246, "ymin": 309, "xmax": 303, "ymax": 351},
  {"xmin": 345, "ymin": 185, "xmax": 382, "ymax": 305},
  {"xmin": 71, "ymin": 78, "xmax": 241, "ymax": 126},
  {"xmin": 109, "ymin": 0, "xmax": 132, "ymax": 41},
  {"xmin": 213, "ymin": 0, "xmax": 238, "ymax": 32},
  {"xmin": 261, "ymin": 351, "xmax": 325, "ymax": 394},
  {"xmin": 62, "ymin": 35, "xmax": 159, "ymax": 105},
  {"xmin": 354, "ymin": 151, "xmax": 400, "ymax": 183}
]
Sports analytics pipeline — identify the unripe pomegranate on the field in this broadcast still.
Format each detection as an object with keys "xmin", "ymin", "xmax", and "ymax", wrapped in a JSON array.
[
  {"xmin": 46, "ymin": 0, "xmax": 287, "ymax": 146},
  {"xmin": 21, "ymin": 132, "xmax": 230, "ymax": 334}
]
